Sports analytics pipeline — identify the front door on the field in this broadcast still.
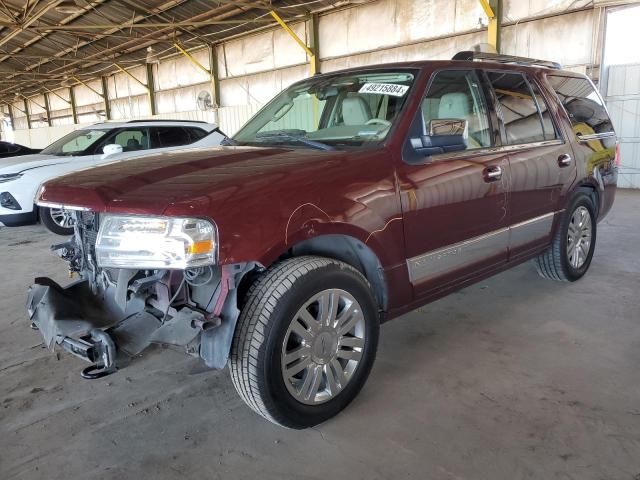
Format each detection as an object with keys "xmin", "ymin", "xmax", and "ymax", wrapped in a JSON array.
[{"xmin": 396, "ymin": 69, "xmax": 510, "ymax": 299}]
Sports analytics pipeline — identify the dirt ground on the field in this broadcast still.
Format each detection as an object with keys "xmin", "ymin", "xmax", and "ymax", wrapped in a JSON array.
[{"xmin": 1, "ymin": 190, "xmax": 639, "ymax": 480}]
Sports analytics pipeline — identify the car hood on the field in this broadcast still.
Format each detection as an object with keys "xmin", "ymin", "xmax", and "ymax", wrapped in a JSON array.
[
  {"xmin": 0, "ymin": 153, "xmax": 73, "ymax": 174},
  {"xmin": 37, "ymin": 146, "xmax": 355, "ymax": 216}
]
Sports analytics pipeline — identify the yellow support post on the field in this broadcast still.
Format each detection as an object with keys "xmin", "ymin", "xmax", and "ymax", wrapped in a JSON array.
[
  {"xmin": 72, "ymin": 76, "xmax": 104, "ymax": 98},
  {"xmin": 174, "ymin": 43, "xmax": 210, "ymax": 76},
  {"xmin": 479, "ymin": 0, "xmax": 501, "ymax": 52},
  {"xmin": 112, "ymin": 64, "xmax": 147, "ymax": 89},
  {"xmin": 270, "ymin": 10, "xmax": 316, "ymax": 75}
]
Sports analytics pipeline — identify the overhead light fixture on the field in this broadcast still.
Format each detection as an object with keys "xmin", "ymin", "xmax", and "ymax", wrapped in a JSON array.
[
  {"xmin": 61, "ymin": 76, "xmax": 72, "ymax": 88},
  {"xmin": 14, "ymin": 92, "xmax": 21, "ymax": 100},
  {"xmin": 55, "ymin": 1, "xmax": 84, "ymax": 15},
  {"xmin": 145, "ymin": 46, "xmax": 160, "ymax": 65}
]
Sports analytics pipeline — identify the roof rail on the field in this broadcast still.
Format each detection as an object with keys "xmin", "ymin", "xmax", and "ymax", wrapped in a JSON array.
[
  {"xmin": 126, "ymin": 119, "xmax": 209, "ymax": 124},
  {"xmin": 452, "ymin": 51, "xmax": 562, "ymax": 70}
]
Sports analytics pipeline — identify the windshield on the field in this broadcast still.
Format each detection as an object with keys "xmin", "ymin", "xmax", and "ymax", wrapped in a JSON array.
[
  {"xmin": 233, "ymin": 70, "xmax": 416, "ymax": 149},
  {"xmin": 40, "ymin": 129, "xmax": 110, "ymax": 156}
]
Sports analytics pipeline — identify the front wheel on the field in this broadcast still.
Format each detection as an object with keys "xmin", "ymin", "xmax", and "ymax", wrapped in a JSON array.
[
  {"xmin": 229, "ymin": 256, "xmax": 380, "ymax": 428},
  {"xmin": 39, "ymin": 206, "xmax": 75, "ymax": 235},
  {"xmin": 535, "ymin": 191, "xmax": 597, "ymax": 282}
]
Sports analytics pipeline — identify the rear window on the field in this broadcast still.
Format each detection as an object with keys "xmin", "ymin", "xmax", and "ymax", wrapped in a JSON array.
[
  {"xmin": 547, "ymin": 74, "xmax": 614, "ymax": 137},
  {"xmin": 487, "ymin": 71, "xmax": 556, "ymax": 145}
]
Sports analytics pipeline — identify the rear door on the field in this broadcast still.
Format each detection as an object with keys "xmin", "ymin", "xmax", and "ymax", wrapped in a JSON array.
[
  {"xmin": 397, "ymin": 68, "xmax": 510, "ymax": 299},
  {"xmin": 485, "ymin": 70, "xmax": 575, "ymax": 259},
  {"xmin": 546, "ymin": 74, "xmax": 618, "ymax": 216}
]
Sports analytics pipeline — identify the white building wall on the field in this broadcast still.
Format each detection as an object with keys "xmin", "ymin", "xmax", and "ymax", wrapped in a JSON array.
[{"xmin": 3, "ymin": 0, "xmax": 610, "ymax": 144}]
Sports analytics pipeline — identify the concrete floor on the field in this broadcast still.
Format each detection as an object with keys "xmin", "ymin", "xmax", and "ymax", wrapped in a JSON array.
[{"xmin": 1, "ymin": 190, "xmax": 639, "ymax": 480}]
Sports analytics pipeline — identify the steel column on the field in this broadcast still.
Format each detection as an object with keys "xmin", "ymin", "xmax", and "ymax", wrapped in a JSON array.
[
  {"xmin": 69, "ymin": 86, "xmax": 79, "ymax": 124},
  {"xmin": 43, "ymin": 92, "xmax": 53, "ymax": 126},
  {"xmin": 23, "ymin": 98, "xmax": 31, "ymax": 130},
  {"xmin": 309, "ymin": 13, "xmax": 320, "ymax": 75},
  {"xmin": 101, "ymin": 76, "xmax": 112, "ymax": 120},
  {"xmin": 146, "ymin": 63, "xmax": 157, "ymax": 116}
]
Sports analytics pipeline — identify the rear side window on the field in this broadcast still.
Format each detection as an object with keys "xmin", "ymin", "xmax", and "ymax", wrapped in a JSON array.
[
  {"xmin": 546, "ymin": 74, "xmax": 614, "ymax": 137},
  {"xmin": 487, "ymin": 72, "xmax": 554, "ymax": 145},
  {"xmin": 421, "ymin": 70, "xmax": 492, "ymax": 150},
  {"xmin": 149, "ymin": 127, "xmax": 191, "ymax": 148},
  {"xmin": 185, "ymin": 127, "xmax": 208, "ymax": 142}
]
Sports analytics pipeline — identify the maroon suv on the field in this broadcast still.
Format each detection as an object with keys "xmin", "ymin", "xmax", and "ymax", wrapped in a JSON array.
[{"xmin": 28, "ymin": 51, "xmax": 618, "ymax": 428}]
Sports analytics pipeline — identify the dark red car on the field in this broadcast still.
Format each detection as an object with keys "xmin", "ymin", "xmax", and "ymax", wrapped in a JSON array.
[{"xmin": 28, "ymin": 51, "xmax": 618, "ymax": 428}]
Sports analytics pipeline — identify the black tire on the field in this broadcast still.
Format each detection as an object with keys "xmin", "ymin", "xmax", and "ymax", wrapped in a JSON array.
[
  {"xmin": 229, "ymin": 256, "xmax": 380, "ymax": 429},
  {"xmin": 535, "ymin": 191, "xmax": 597, "ymax": 282},
  {"xmin": 39, "ymin": 206, "xmax": 74, "ymax": 235}
]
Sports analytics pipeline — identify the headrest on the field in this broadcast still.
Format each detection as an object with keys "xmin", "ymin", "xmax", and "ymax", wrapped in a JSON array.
[
  {"xmin": 343, "ymin": 95, "xmax": 372, "ymax": 125},
  {"xmin": 438, "ymin": 93, "xmax": 472, "ymax": 119}
]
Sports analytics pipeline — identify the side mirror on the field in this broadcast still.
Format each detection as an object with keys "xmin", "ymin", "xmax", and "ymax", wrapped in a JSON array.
[
  {"xmin": 102, "ymin": 144, "xmax": 123, "ymax": 159},
  {"xmin": 410, "ymin": 119, "xmax": 468, "ymax": 157}
]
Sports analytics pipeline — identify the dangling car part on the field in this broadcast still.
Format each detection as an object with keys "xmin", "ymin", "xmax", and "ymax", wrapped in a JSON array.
[{"xmin": 27, "ymin": 209, "xmax": 257, "ymax": 378}]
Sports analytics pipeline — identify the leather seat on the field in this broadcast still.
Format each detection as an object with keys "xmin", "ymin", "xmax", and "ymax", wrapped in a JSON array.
[{"xmin": 342, "ymin": 95, "xmax": 372, "ymax": 125}]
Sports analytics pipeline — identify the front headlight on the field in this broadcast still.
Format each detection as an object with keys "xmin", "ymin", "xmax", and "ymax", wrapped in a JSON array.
[{"xmin": 96, "ymin": 215, "xmax": 217, "ymax": 269}]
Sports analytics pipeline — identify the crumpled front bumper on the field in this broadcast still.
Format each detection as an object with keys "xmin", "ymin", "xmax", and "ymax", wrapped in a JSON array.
[
  {"xmin": 27, "ymin": 278, "xmax": 122, "ymax": 378},
  {"xmin": 26, "ymin": 276, "xmax": 206, "ymax": 378}
]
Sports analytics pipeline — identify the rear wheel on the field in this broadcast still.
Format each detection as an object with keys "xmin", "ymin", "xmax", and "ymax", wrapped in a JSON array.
[
  {"xmin": 535, "ymin": 192, "xmax": 597, "ymax": 282},
  {"xmin": 39, "ymin": 206, "xmax": 75, "ymax": 235},
  {"xmin": 229, "ymin": 256, "xmax": 379, "ymax": 428}
]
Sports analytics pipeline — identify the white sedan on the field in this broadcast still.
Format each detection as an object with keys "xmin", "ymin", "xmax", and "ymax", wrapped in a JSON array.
[{"xmin": 0, "ymin": 120, "xmax": 225, "ymax": 234}]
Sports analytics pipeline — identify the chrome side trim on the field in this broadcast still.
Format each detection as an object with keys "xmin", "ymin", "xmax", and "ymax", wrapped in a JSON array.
[
  {"xmin": 576, "ymin": 132, "xmax": 616, "ymax": 142},
  {"xmin": 407, "ymin": 211, "xmax": 559, "ymax": 284},
  {"xmin": 36, "ymin": 201, "xmax": 91, "ymax": 211},
  {"xmin": 431, "ymin": 139, "xmax": 564, "ymax": 162},
  {"xmin": 509, "ymin": 212, "xmax": 555, "ymax": 249},
  {"xmin": 407, "ymin": 228, "xmax": 509, "ymax": 283}
]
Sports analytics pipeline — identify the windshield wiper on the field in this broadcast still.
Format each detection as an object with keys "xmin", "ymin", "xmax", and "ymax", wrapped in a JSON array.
[{"xmin": 255, "ymin": 131, "xmax": 335, "ymax": 151}]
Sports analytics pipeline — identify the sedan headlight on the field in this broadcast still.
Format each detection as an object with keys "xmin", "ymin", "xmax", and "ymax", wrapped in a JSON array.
[{"xmin": 96, "ymin": 215, "xmax": 217, "ymax": 269}]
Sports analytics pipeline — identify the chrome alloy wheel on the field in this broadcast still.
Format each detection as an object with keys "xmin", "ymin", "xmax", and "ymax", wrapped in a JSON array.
[
  {"xmin": 567, "ymin": 206, "xmax": 592, "ymax": 269},
  {"xmin": 281, "ymin": 289, "xmax": 366, "ymax": 405},
  {"xmin": 49, "ymin": 207, "xmax": 75, "ymax": 229}
]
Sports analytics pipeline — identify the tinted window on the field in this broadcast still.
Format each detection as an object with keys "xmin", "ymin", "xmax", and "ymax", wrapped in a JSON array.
[
  {"xmin": 111, "ymin": 128, "xmax": 149, "ymax": 152},
  {"xmin": 149, "ymin": 127, "xmax": 191, "ymax": 148},
  {"xmin": 488, "ymin": 72, "xmax": 548, "ymax": 145},
  {"xmin": 547, "ymin": 74, "xmax": 614, "ymax": 135},
  {"xmin": 185, "ymin": 127, "xmax": 207, "ymax": 142},
  {"xmin": 422, "ymin": 70, "xmax": 492, "ymax": 150}
]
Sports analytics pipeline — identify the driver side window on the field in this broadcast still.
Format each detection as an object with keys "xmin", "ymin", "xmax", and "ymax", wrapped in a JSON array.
[{"xmin": 422, "ymin": 70, "xmax": 492, "ymax": 150}]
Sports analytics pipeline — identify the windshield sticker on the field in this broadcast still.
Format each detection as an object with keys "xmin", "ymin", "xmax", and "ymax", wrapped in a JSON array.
[{"xmin": 359, "ymin": 83, "xmax": 409, "ymax": 97}]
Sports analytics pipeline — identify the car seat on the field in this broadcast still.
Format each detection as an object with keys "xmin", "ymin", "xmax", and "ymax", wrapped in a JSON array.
[
  {"xmin": 437, "ymin": 92, "xmax": 481, "ymax": 148},
  {"xmin": 126, "ymin": 138, "xmax": 141, "ymax": 151},
  {"xmin": 342, "ymin": 94, "xmax": 372, "ymax": 125}
]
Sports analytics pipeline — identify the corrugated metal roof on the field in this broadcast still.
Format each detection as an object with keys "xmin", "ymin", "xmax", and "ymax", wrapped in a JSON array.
[{"xmin": 0, "ymin": 0, "xmax": 342, "ymax": 105}]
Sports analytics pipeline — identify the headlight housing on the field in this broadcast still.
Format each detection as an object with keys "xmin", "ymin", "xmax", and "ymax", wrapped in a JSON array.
[{"xmin": 96, "ymin": 215, "xmax": 217, "ymax": 269}]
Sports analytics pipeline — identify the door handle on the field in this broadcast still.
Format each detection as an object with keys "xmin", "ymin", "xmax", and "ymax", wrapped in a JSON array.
[
  {"xmin": 484, "ymin": 165, "xmax": 502, "ymax": 182},
  {"xmin": 558, "ymin": 153, "xmax": 572, "ymax": 167}
]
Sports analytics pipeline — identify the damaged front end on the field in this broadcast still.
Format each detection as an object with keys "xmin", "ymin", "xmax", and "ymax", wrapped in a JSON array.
[{"xmin": 27, "ymin": 209, "xmax": 255, "ymax": 379}]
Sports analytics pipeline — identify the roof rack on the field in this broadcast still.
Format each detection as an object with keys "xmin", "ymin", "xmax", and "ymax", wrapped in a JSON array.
[
  {"xmin": 452, "ymin": 51, "xmax": 562, "ymax": 70},
  {"xmin": 126, "ymin": 119, "xmax": 209, "ymax": 124}
]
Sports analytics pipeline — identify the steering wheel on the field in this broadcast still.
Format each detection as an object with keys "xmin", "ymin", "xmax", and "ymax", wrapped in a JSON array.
[{"xmin": 365, "ymin": 118, "xmax": 392, "ymax": 127}]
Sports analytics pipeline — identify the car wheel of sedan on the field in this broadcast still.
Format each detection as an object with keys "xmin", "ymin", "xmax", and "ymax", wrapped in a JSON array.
[
  {"xmin": 229, "ymin": 256, "xmax": 380, "ymax": 428},
  {"xmin": 39, "ymin": 206, "xmax": 75, "ymax": 236},
  {"xmin": 535, "ymin": 191, "xmax": 597, "ymax": 282}
]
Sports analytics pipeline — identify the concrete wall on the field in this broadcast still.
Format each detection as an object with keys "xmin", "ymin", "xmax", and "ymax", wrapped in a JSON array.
[{"xmin": 1, "ymin": 0, "xmax": 613, "ymax": 147}]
